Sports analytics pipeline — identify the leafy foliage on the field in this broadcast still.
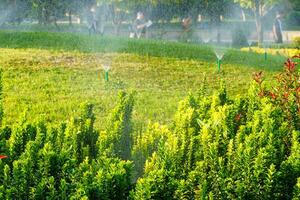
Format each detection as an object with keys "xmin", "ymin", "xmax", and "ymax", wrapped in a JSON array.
[
  {"xmin": 131, "ymin": 60, "xmax": 300, "ymax": 199},
  {"xmin": 0, "ymin": 92, "xmax": 133, "ymax": 199},
  {"xmin": 254, "ymin": 54, "xmax": 300, "ymax": 129},
  {"xmin": 1, "ymin": 52, "xmax": 300, "ymax": 199}
]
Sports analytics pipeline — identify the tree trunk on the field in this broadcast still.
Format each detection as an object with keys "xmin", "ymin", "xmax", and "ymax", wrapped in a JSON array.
[
  {"xmin": 254, "ymin": 1, "xmax": 264, "ymax": 44},
  {"xmin": 44, "ymin": 9, "xmax": 50, "ymax": 25},
  {"xmin": 255, "ymin": 17, "xmax": 264, "ymax": 44},
  {"xmin": 241, "ymin": 9, "xmax": 246, "ymax": 21},
  {"xmin": 54, "ymin": 17, "xmax": 59, "ymax": 30},
  {"xmin": 214, "ymin": 16, "xmax": 221, "ymax": 43},
  {"xmin": 53, "ymin": 10, "xmax": 59, "ymax": 30},
  {"xmin": 114, "ymin": 23, "xmax": 120, "ymax": 36},
  {"xmin": 217, "ymin": 19, "xmax": 221, "ymax": 44},
  {"xmin": 37, "ymin": 6, "xmax": 43, "ymax": 24},
  {"xmin": 69, "ymin": 11, "xmax": 72, "ymax": 26}
]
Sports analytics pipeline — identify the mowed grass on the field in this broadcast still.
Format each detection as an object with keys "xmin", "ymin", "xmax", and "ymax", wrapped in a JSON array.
[
  {"xmin": 0, "ymin": 31, "xmax": 286, "ymax": 128},
  {"xmin": 0, "ymin": 31, "xmax": 286, "ymax": 70}
]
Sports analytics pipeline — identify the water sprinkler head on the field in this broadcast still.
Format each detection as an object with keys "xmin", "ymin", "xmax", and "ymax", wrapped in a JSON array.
[
  {"xmin": 248, "ymin": 40, "xmax": 252, "ymax": 47},
  {"xmin": 103, "ymin": 64, "xmax": 110, "ymax": 72},
  {"xmin": 102, "ymin": 61, "xmax": 111, "ymax": 72},
  {"xmin": 203, "ymin": 38, "xmax": 210, "ymax": 44},
  {"xmin": 214, "ymin": 48, "xmax": 225, "ymax": 60}
]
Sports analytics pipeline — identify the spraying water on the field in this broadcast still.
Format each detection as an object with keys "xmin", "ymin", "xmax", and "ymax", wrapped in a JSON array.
[
  {"xmin": 203, "ymin": 37, "xmax": 210, "ymax": 44},
  {"xmin": 102, "ymin": 60, "xmax": 111, "ymax": 82},
  {"xmin": 214, "ymin": 47, "xmax": 226, "ymax": 60},
  {"xmin": 213, "ymin": 47, "xmax": 227, "ymax": 72},
  {"xmin": 247, "ymin": 40, "xmax": 252, "ymax": 51}
]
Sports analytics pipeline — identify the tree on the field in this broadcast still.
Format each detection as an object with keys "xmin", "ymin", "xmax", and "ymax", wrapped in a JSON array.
[
  {"xmin": 234, "ymin": 0, "xmax": 282, "ymax": 43},
  {"xmin": 289, "ymin": 0, "xmax": 300, "ymax": 10}
]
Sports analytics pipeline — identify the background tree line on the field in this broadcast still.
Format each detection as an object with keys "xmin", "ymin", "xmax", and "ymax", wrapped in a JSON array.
[
  {"xmin": 0, "ymin": 0, "xmax": 299, "ymax": 43},
  {"xmin": 0, "ymin": 0, "xmax": 298, "ymax": 25}
]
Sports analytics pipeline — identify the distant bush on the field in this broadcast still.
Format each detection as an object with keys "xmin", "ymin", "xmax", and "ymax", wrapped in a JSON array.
[
  {"xmin": 293, "ymin": 37, "xmax": 300, "ymax": 47},
  {"xmin": 241, "ymin": 47, "xmax": 300, "ymax": 57},
  {"xmin": 231, "ymin": 27, "xmax": 248, "ymax": 48},
  {"xmin": 287, "ymin": 11, "xmax": 300, "ymax": 26}
]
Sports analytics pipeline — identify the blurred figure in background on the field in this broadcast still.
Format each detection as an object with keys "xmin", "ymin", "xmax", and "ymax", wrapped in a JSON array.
[
  {"xmin": 180, "ymin": 16, "xmax": 193, "ymax": 42},
  {"xmin": 130, "ymin": 12, "xmax": 152, "ymax": 39},
  {"xmin": 273, "ymin": 12, "xmax": 283, "ymax": 43},
  {"xmin": 97, "ymin": 4, "xmax": 107, "ymax": 36},
  {"xmin": 182, "ymin": 16, "xmax": 192, "ymax": 31},
  {"xmin": 88, "ymin": 7, "xmax": 98, "ymax": 35}
]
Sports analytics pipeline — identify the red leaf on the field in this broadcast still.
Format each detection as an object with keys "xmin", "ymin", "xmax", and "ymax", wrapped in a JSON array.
[
  {"xmin": 269, "ymin": 92, "xmax": 277, "ymax": 100},
  {"xmin": 284, "ymin": 59, "xmax": 296, "ymax": 72},
  {"xmin": 235, "ymin": 113, "xmax": 242, "ymax": 121},
  {"xmin": 0, "ymin": 155, "xmax": 7, "ymax": 159},
  {"xmin": 253, "ymin": 71, "xmax": 263, "ymax": 84},
  {"xmin": 292, "ymin": 54, "xmax": 300, "ymax": 59}
]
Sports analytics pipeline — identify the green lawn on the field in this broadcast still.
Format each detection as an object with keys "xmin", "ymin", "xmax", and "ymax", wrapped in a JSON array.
[{"xmin": 0, "ymin": 31, "xmax": 287, "ymax": 129}]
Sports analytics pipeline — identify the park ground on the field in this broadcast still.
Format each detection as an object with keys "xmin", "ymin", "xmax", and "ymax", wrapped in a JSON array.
[{"xmin": 0, "ymin": 31, "xmax": 290, "ymax": 129}]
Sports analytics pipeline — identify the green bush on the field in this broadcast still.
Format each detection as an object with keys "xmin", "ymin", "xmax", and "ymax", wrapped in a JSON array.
[
  {"xmin": 293, "ymin": 37, "xmax": 300, "ymax": 47},
  {"xmin": 0, "ymin": 93, "xmax": 134, "ymax": 199},
  {"xmin": 231, "ymin": 27, "xmax": 248, "ymax": 48},
  {"xmin": 131, "ymin": 80, "xmax": 300, "ymax": 199},
  {"xmin": 1, "ymin": 56, "xmax": 300, "ymax": 199},
  {"xmin": 287, "ymin": 11, "xmax": 300, "ymax": 26}
]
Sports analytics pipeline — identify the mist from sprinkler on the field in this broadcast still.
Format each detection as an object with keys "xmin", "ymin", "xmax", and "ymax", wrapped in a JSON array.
[
  {"xmin": 248, "ymin": 40, "xmax": 252, "ymax": 51},
  {"xmin": 203, "ymin": 38, "xmax": 210, "ymax": 44}
]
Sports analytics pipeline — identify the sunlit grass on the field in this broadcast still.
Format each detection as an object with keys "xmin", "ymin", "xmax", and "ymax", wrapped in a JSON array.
[
  {"xmin": 0, "ymin": 31, "xmax": 288, "ymax": 128},
  {"xmin": 0, "ymin": 47, "xmax": 279, "ymax": 129}
]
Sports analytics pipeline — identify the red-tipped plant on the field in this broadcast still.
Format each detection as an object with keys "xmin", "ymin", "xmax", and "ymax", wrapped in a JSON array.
[{"xmin": 254, "ymin": 54, "xmax": 300, "ymax": 129}]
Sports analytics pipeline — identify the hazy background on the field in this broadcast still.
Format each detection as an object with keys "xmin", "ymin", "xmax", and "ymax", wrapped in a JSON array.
[{"xmin": 0, "ymin": 0, "xmax": 299, "ymax": 44}]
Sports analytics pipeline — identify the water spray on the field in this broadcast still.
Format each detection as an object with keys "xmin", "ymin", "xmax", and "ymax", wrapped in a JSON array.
[
  {"xmin": 102, "ymin": 61, "xmax": 111, "ymax": 82},
  {"xmin": 248, "ymin": 40, "xmax": 252, "ymax": 51},
  {"xmin": 203, "ymin": 38, "xmax": 210, "ymax": 44},
  {"xmin": 214, "ymin": 48, "xmax": 225, "ymax": 73}
]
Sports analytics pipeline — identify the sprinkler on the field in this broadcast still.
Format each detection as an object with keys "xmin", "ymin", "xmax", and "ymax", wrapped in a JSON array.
[
  {"xmin": 263, "ymin": 43, "xmax": 268, "ymax": 61},
  {"xmin": 217, "ymin": 59, "xmax": 221, "ymax": 72},
  {"xmin": 203, "ymin": 38, "xmax": 210, "ymax": 44},
  {"xmin": 248, "ymin": 40, "xmax": 252, "ymax": 51},
  {"xmin": 102, "ymin": 61, "xmax": 111, "ymax": 82},
  {"xmin": 214, "ymin": 48, "xmax": 225, "ymax": 73}
]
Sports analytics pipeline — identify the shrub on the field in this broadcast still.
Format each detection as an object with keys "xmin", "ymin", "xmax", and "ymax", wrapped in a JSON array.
[
  {"xmin": 287, "ymin": 11, "xmax": 300, "ymax": 26},
  {"xmin": 232, "ymin": 27, "xmax": 248, "ymax": 48},
  {"xmin": 130, "ymin": 59, "xmax": 300, "ymax": 199},
  {"xmin": 293, "ymin": 37, "xmax": 300, "ymax": 47},
  {"xmin": 254, "ymin": 54, "xmax": 300, "ymax": 130},
  {"xmin": 1, "ymin": 55, "xmax": 300, "ymax": 199}
]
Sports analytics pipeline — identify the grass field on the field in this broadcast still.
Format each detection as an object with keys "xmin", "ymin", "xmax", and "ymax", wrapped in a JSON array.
[{"xmin": 0, "ymin": 31, "xmax": 288, "ymax": 129}]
